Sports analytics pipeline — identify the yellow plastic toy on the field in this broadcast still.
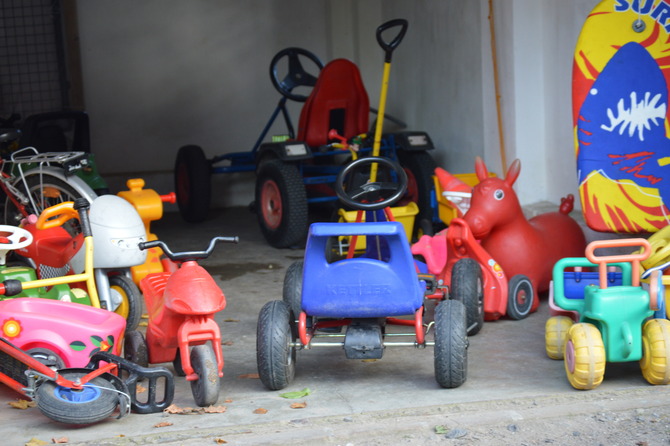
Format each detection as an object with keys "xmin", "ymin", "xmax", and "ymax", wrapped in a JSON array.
[{"xmin": 117, "ymin": 178, "xmax": 177, "ymax": 285}]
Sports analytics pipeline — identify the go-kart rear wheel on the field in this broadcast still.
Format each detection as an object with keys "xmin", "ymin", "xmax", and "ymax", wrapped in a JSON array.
[
  {"xmin": 109, "ymin": 274, "xmax": 142, "ymax": 333},
  {"xmin": 545, "ymin": 316, "xmax": 573, "ymax": 360},
  {"xmin": 124, "ymin": 330, "xmax": 148, "ymax": 367},
  {"xmin": 434, "ymin": 299, "xmax": 468, "ymax": 388},
  {"xmin": 564, "ymin": 323, "xmax": 605, "ymax": 390},
  {"xmin": 450, "ymin": 258, "xmax": 484, "ymax": 336},
  {"xmin": 36, "ymin": 370, "xmax": 119, "ymax": 425},
  {"xmin": 255, "ymin": 160, "xmax": 308, "ymax": 248},
  {"xmin": 175, "ymin": 145, "xmax": 211, "ymax": 223},
  {"xmin": 640, "ymin": 318, "xmax": 670, "ymax": 385},
  {"xmin": 506, "ymin": 274, "xmax": 534, "ymax": 320},
  {"xmin": 256, "ymin": 300, "xmax": 296, "ymax": 390},
  {"xmin": 190, "ymin": 344, "xmax": 220, "ymax": 407},
  {"xmin": 283, "ymin": 260, "xmax": 303, "ymax": 319},
  {"xmin": 397, "ymin": 151, "xmax": 436, "ymax": 239}
]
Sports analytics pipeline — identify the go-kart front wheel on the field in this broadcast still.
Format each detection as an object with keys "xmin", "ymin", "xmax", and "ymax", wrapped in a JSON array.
[
  {"xmin": 190, "ymin": 344, "xmax": 221, "ymax": 407},
  {"xmin": 283, "ymin": 260, "xmax": 304, "ymax": 319},
  {"xmin": 36, "ymin": 370, "xmax": 120, "ymax": 425},
  {"xmin": 564, "ymin": 323, "xmax": 606, "ymax": 390},
  {"xmin": 450, "ymin": 258, "xmax": 484, "ymax": 336},
  {"xmin": 434, "ymin": 299, "xmax": 468, "ymax": 388},
  {"xmin": 256, "ymin": 300, "xmax": 296, "ymax": 390},
  {"xmin": 641, "ymin": 318, "xmax": 670, "ymax": 385},
  {"xmin": 255, "ymin": 160, "xmax": 308, "ymax": 248},
  {"xmin": 175, "ymin": 145, "xmax": 211, "ymax": 223}
]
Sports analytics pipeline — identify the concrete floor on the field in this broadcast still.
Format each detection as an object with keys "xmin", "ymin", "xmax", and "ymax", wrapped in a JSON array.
[{"xmin": 2, "ymin": 206, "xmax": 669, "ymax": 445}]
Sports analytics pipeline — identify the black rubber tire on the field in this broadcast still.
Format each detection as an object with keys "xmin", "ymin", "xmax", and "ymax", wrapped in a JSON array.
[
  {"xmin": 506, "ymin": 274, "xmax": 534, "ymax": 320},
  {"xmin": 26, "ymin": 347, "xmax": 66, "ymax": 370},
  {"xmin": 451, "ymin": 258, "xmax": 484, "ymax": 336},
  {"xmin": 3, "ymin": 172, "xmax": 93, "ymax": 227},
  {"xmin": 173, "ymin": 348, "xmax": 186, "ymax": 377},
  {"xmin": 434, "ymin": 299, "xmax": 468, "ymax": 388},
  {"xmin": 36, "ymin": 370, "xmax": 119, "ymax": 425},
  {"xmin": 108, "ymin": 275, "xmax": 142, "ymax": 333},
  {"xmin": 396, "ymin": 150, "xmax": 437, "ymax": 239},
  {"xmin": 123, "ymin": 330, "xmax": 148, "ymax": 367},
  {"xmin": 256, "ymin": 300, "xmax": 296, "ymax": 390},
  {"xmin": 175, "ymin": 145, "xmax": 211, "ymax": 223},
  {"xmin": 282, "ymin": 260, "xmax": 303, "ymax": 319},
  {"xmin": 255, "ymin": 160, "xmax": 308, "ymax": 248},
  {"xmin": 190, "ymin": 344, "xmax": 220, "ymax": 407}
]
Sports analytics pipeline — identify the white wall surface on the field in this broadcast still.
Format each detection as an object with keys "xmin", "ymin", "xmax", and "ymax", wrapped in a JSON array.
[{"xmin": 76, "ymin": 0, "xmax": 600, "ymax": 209}]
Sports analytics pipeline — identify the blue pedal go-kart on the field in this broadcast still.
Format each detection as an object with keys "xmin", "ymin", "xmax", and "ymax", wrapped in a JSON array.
[
  {"xmin": 255, "ymin": 156, "xmax": 467, "ymax": 389},
  {"xmin": 175, "ymin": 20, "xmax": 437, "ymax": 248}
]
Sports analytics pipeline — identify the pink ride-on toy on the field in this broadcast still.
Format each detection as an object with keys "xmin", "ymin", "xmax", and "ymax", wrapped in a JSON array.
[{"xmin": 124, "ymin": 236, "xmax": 238, "ymax": 407}]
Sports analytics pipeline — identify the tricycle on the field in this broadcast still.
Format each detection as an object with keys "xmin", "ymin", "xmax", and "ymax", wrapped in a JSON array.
[
  {"xmin": 256, "ymin": 156, "xmax": 467, "ymax": 390},
  {"xmin": 124, "ymin": 235, "xmax": 238, "ymax": 407},
  {"xmin": 546, "ymin": 238, "xmax": 670, "ymax": 390},
  {"xmin": 175, "ymin": 19, "xmax": 437, "ymax": 248}
]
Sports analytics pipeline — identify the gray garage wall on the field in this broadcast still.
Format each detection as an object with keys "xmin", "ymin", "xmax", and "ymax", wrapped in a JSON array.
[{"xmin": 76, "ymin": 0, "xmax": 598, "ymax": 209}]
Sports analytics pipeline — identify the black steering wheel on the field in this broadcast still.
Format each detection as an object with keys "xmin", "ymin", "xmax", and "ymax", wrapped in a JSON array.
[
  {"xmin": 269, "ymin": 47, "xmax": 324, "ymax": 102},
  {"xmin": 335, "ymin": 157, "xmax": 408, "ymax": 211}
]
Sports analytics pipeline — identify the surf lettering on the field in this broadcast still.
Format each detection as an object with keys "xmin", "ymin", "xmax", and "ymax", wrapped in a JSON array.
[{"xmin": 614, "ymin": 0, "xmax": 670, "ymax": 32}]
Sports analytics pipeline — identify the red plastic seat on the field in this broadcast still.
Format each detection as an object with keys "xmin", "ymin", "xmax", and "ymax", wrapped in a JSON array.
[{"xmin": 297, "ymin": 59, "xmax": 370, "ymax": 147}]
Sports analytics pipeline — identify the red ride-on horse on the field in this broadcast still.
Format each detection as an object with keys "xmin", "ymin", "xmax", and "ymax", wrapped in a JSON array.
[{"xmin": 463, "ymin": 157, "xmax": 586, "ymax": 312}]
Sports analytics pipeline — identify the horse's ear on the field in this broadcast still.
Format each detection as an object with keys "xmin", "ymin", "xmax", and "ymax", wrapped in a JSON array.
[
  {"xmin": 475, "ymin": 156, "xmax": 488, "ymax": 182},
  {"xmin": 505, "ymin": 159, "xmax": 521, "ymax": 186}
]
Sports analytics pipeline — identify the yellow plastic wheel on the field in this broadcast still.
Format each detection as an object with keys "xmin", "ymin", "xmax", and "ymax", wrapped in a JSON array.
[
  {"xmin": 564, "ymin": 323, "xmax": 606, "ymax": 390},
  {"xmin": 640, "ymin": 318, "xmax": 670, "ymax": 385},
  {"xmin": 545, "ymin": 316, "xmax": 574, "ymax": 360}
]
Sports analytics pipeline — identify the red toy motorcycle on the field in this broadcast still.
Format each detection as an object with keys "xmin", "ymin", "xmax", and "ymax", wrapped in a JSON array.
[{"xmin": 124, "ymin": 236, "xmax": 238, "ymax": 407}]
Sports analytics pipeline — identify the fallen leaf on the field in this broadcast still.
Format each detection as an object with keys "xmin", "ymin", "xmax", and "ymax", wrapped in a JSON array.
[
  {"xmin": 223, "ymin": 318, "xmax": 239, "ymax": 322},
  {"xmin": 163, "ymin": 403, "xmax": 227, "ymax": 415},
  {"xmin": 154, "ymin": 421, "xmax": 173, "ymax": 428},
  {"xmin": 435, "ymin": 425, "xmax": 449, "ymax": 434},
  {"xmin": 280, "ymin": 388, "xmax": 311, "ymax": 399},
  {"xmin": 253, "ymin": 408, "xmax": 268, "ymax": 414},
  {"xmin": 290, "ymin": 402, "xmax": 307, "ymax": 409},
  {"xmin": 203, "ymin": 405, "xmax": 227, "ymax": 414},
  {"xmin": 8, "ymin": 399, "xmax": 36, "ymax": 409},
  {"xmin": 215, "ymin": 439, "xmax": 228, "ymax": 444},
  {"xmin": 51, "ymin": 437, "xmax": 68, "ymax": 444},
  {"xmin": 164, "ymin": 404, "xmax": 194, "ymax": 414},
  {"xmin": 238, "ymin": 373, "xmax": 260, "ymax": 379},
  {"xmin": 25, "ymin": 438, "xmax": 48, "ymax": 446},
  {"xmin": 136, "ymin": 383, "xmax": 147, "ymax": 394},
  {"xmin": 224, "ymin": 399, "xmax": 233, "ymax": 403},
  {"xmin": 222, "ymin": 341, "xmax": 234, "ymax": 346}
]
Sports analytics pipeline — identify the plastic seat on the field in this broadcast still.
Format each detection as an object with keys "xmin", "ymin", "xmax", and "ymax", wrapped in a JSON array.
[{"xmin": 297, "ymin": 59, "xmax": 370, "ymax": 147}]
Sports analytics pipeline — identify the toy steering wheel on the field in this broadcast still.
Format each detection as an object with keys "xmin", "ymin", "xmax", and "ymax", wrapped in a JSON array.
[
  {"xmin": 335, "ymin": 156, "xmax": 407, "ymax": 211},
  {"xmin": 270, "ymin": 47, "xmax": 323, "ymax": 102},
  {"xmin": 0, "ymin": 225, "xmax": 33, "ymax": 265}
]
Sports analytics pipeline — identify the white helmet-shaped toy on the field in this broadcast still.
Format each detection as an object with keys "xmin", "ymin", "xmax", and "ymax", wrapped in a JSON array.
[{"xmin": 89, "ymin": 195, "xmax": 147, "ymax": 268}]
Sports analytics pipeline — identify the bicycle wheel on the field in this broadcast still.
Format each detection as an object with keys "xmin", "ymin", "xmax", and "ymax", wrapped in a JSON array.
[{"xmin": 4, "ymin": 167, "xmax": 96, "ymax": 226}]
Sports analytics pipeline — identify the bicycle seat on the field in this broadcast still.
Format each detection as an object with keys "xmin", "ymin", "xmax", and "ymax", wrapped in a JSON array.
[{"xmin": 297, "ymin": 59, "xmax": 369, "ymax": 147}]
